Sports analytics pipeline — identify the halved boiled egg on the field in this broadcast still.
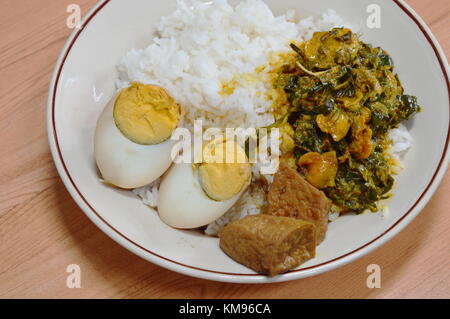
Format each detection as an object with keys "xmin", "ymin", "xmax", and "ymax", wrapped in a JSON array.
[
  {"xmin": 94, "ymin": 82, "xmax": 181, "ymax": 189},
  {"xmin": 158, "ymin": 137, "xmax": 252, "ymax": 229}
]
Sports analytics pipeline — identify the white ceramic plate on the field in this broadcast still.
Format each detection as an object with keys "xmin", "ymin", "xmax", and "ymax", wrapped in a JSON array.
[{"xmin": 47, "ymin": 0, "xmax": 449, "ymax": 283}]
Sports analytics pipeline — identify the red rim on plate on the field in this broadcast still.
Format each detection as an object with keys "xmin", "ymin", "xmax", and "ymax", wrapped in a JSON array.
[{"xmin": 48, "ymin": 0, "xmax": 450, "ymax": 281}]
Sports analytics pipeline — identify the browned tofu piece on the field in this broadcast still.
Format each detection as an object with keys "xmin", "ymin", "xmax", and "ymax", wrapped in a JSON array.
[
  {"xmin": 220, "ymin": 215, "xmax": 316, "ymax": 276},
  {"xmin": 267, "ymin": 163, "xmax": 331, "ymax": 244}
]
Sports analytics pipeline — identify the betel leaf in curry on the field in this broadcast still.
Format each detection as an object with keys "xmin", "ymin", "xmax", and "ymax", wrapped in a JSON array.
[{"xmin": 271, "ymin": 27, "xmax": 420, "ymax": 214}]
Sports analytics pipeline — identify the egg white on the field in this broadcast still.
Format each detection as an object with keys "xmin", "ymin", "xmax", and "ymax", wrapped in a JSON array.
[{"xmin": 94, "ymin": 94, "xmax": 176, "ymax": 189}]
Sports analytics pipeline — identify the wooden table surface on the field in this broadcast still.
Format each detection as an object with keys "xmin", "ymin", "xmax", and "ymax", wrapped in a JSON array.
[{"xmin": 0, "ymin": 0, "xmax": 449, "ymax": 299}]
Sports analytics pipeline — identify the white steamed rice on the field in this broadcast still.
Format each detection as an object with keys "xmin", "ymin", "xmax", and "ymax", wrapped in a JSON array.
[{"xmin": 118, "ymin": 0, "xmax": 413, "ymax": 236}]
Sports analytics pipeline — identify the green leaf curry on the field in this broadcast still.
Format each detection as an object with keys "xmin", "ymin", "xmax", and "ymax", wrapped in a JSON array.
[{"xmin": 269, "ymin": 28, "xmax": 420, "ymax": 214}]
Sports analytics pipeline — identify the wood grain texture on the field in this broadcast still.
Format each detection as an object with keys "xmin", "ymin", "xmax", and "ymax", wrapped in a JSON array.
[{"xmin": 0, "ymin": 0, "xmax": 448, "ymax": 299}]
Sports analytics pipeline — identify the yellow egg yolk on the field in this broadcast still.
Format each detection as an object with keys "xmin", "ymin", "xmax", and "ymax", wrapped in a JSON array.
[
  {"xmin": 198, "ymin": 138, "xmax": 251, "ymax": 201},
  {"xmin": 113, "ymin": 82, "xmax": 180, "ymax": 145}
]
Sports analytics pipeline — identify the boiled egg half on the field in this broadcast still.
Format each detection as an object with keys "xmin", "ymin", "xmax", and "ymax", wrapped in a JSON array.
[
  {"xmin": 158, "ymin": 137, "xmax": 252, "ymax": 229},
  {"xmin": 94, "ymin": 82, "xmax": 181, "ymax": 189}
]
